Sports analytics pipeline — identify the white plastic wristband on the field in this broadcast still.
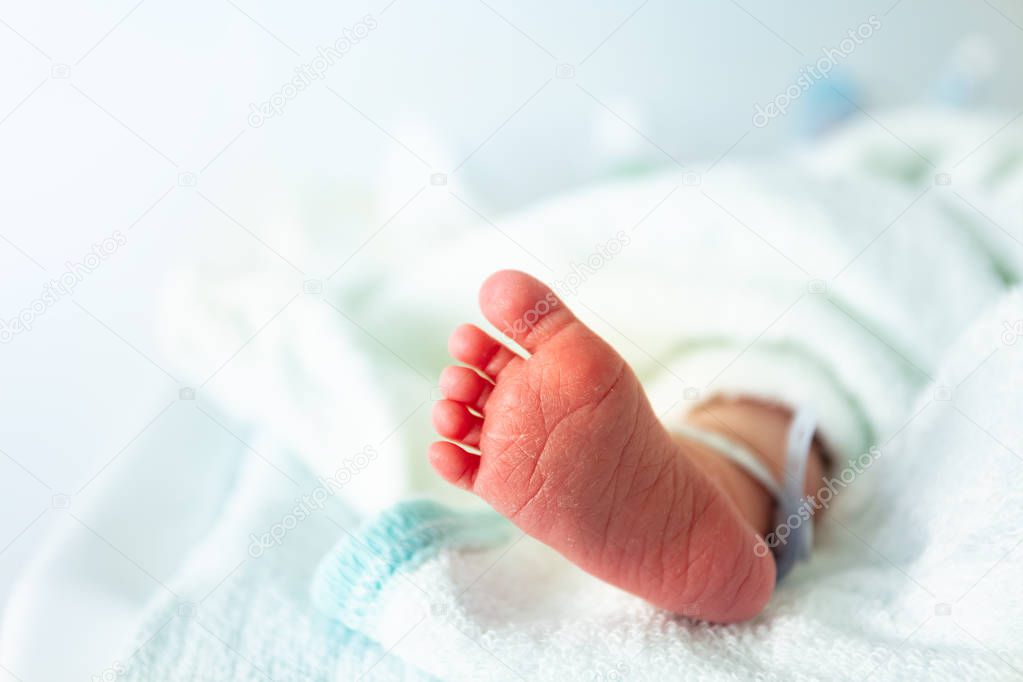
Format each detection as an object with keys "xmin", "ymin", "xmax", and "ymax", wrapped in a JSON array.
[{"xmin": 669, "ymin": 406, "xmax": 817, "ymax": 582}]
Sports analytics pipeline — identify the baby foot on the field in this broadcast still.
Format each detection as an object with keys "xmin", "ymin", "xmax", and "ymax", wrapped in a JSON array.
[{"xmin": 429, "ymin": 271, "xmax": 775, "ymax": 623}]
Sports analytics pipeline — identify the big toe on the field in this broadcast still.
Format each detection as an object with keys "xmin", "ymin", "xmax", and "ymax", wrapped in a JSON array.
[{"xmin": 478, "ymin": 270, "xmax": 581, "ymax": 353}]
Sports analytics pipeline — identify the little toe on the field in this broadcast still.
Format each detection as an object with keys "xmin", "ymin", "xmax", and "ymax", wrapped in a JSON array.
[
  {"xmin": 428, "ymin": 441, "xmax": 480, "ymax": 491},
  {"xmin": 431, "ymin": 399, "xmax": 483, "ymax": 446},
  {"xmin": 478, "ymin": 270, "xmax": 582, "ymax": 353},
  {"xmin": 439, "ymin": 365, "xmax": 493, "ymax": 412},
  {"xmin": 448, "ymin": 323, "xmax": 522, "ymax": 380}
]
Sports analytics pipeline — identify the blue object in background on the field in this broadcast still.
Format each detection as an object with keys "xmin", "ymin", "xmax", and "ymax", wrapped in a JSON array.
[{"xmin": 796, "ymin": 70, "xmax": 861, "ymax": 138}]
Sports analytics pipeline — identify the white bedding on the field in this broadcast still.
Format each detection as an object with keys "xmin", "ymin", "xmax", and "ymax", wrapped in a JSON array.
[{"xmin": 3, "ymin": 110, "xmax": 1022, "ymax": 680}]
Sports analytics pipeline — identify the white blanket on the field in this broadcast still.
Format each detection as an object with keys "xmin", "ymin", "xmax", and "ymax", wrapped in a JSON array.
[
  {"xmin": 312, "ymin": 287, "xmax": 1023, "ymax": 680},
  {"xmin": 3, "ymin": 110, "xmax": 1023, "ymax": 680},
  {"xmin": 25, "ymin": 287, "xmax": 1023, "ymax": 681}
]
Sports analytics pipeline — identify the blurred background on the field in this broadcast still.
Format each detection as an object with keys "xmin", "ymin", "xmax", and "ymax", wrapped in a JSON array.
[{"xmin": 1, "ymin": 0, "xmax": 1022, "ymax": 675}]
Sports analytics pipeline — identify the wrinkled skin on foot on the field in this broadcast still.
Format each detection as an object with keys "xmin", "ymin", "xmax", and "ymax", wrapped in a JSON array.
[{"xmin": 430, "ymin": 270, "xmax": 775, "ymax": 623}]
